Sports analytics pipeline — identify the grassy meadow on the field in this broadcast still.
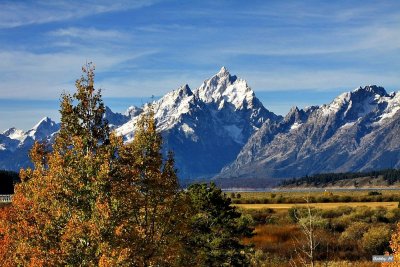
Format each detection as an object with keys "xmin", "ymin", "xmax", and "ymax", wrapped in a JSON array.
[
  {"xmin": 230, "ymin": 190, "xmax": 400, "ymax": 204},
  {"xmin": 233, "ymin": 190, "xmax": 400, "ymax": 266},
  {"xmin": 236, "ymin": 201, "xmax": 399, "ymax": 210}
]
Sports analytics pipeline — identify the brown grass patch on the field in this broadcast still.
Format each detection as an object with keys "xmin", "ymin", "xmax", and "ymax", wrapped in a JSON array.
[
  {"xmin": 236, "ymin": 202, "xmax": 398, "ymax": 210},
  {"xmin": 245, "ymin": 224, "xmax": 301, "ymax": 258}
]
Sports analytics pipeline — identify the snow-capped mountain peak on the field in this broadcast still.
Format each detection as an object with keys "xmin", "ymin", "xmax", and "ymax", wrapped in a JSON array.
[
  {"xmin": 196, "ymin": 67, "xmax": 237, "ymax": 104},
  {"xmin": 104, "ymin": 106, "xmax": 130, "ymax": 129},
  {"xmin": 285, "ymin": 106, "xmax": 307, "ymax": 123},
  {"xmin": 320, "ymin": 85, "xmax": 390, "ymax": 119},
  {"xmin": 155, "ymin": 84, "xmax": 193, "ymax": 113},
  {"xmin": 2, "ymin": 127, "xmax": 26, "ymax": 142},
  {"xmin": 0, "ymin": 117, "xmax": 60, "ymax": 158},
  {"xmin": 31, "ymin": 117, "xmax": 54, "ymax": 130},
  {"xmin": 217, "ymin": 84, "xmax": 400, "ymax": 183},
  {"xmin": 113, "ymin": 68, "xmax": 279, "ymax": 179},
  {"xmin": 125, "ymin": 106, "xmax": 143, "ymax": 118},
  {"xmin": 27, "ymin": 117, "xmax": 60, "ymax": 140},
  {"xmin": 117, "ymin": 84, "xmax": 198, "ymax": 140},
  {"xmin": 153, "ymin": 84, "xmax": 195, "ymax": 131},
  {"xmin": 352, "ymin": 85, "xmax": 388, "ymax": 97},
  {"xmin": 176, "ymin": 84, "xmax": 193, "ymax": 97},
  {"xmin": 217, "ymin": 66, "xmax": 229, "ymax": 76},
  {"xmin": 1, "ymin": 67, "xmax": 280, "ymax": 179},
  {"xmin": 196, "ymin": 67, "xmax": 259, "ymax": 111}
]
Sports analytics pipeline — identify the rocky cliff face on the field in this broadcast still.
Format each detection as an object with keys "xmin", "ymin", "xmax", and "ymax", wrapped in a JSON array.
[
  {"xmin": 216, "ymin": 86, "xmax": 400, "ymax": 183},
  {"xmin": 116, "ymin": 67, "xmax": 279, "ymax": 180}
]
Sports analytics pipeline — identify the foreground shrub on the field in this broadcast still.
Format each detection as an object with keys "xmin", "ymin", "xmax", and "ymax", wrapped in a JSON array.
[
  {"xmin": 339, "ymin": 222, "xmax": 370, "ymax": 247},
  {"xmin": 362, "ymin": 224, "xmax": 391, "ymax": 255}
]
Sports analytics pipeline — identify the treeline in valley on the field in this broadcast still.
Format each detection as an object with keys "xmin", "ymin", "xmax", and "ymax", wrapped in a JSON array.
[{"xmin": 281, "ymin": 169, "xmax": 400, "ymax": 187}]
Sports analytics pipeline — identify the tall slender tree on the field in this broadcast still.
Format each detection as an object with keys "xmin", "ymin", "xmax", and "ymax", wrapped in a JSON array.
[
  {"xmin": 0, "ymin": 63, "xmax": 120, "ymax": 266},
  {"xmin": 110, "ymin": 109, "xmax": 184, "ymax": 266}
]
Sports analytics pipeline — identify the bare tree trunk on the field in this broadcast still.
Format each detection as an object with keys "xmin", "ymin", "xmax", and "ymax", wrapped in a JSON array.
[{"xmin": 292, "ymin": 194, "xmax": 320, "ymax": 267}]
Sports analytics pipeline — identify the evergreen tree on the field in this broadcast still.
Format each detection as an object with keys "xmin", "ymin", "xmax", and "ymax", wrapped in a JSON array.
[{"xmin": 182, "ymin": 183, "xmax": 253, "ymax": 267}]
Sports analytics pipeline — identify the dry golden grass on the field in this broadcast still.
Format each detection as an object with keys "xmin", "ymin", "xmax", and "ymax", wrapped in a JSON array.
[
  {"xmin": 314, "ymin": 261, "xmax": 380, "ymax": 267},
  {"xmin": 244, "ymin": 224, "xmax": 301, "ymax": 257},
  {"xmin": 236, "ymin": 201, "xmax": 398, "ymax": 210},
  {"xmin": 237, "ymin": 190, "xmax": 400, "ymax": 200}
]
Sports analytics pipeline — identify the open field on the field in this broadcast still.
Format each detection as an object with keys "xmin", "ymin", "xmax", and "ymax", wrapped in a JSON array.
[
  {"xmin": 236, "ymin": 191, "xmax": 400, "ymax": 264},
  {"xmin": 236, "ymin": 201, "xmax": 399, "ymax": 210},
  {"xmin": 236, "ymin": 190, "xmax": 400, "ymax": 199},
  {"xmin": 230, "ymin": 190, "xmax": 400, "ymax": 204},
  {"xmin": 239, "ymin": 199, "xmax": 399, "ymax": 266}
]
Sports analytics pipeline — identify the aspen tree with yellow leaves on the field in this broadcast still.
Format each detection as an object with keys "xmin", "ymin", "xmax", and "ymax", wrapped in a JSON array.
[{"xmin": 0, "ymin": 63, "xmax": 253, "ymax": 267}]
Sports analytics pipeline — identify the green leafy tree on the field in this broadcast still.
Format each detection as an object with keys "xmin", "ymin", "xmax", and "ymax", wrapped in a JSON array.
[
  {"xmin": 182, "ymin": 183, "xmax": 253, "ymax": 267},
  {"xmin": 109, "ymin": 109, "xmax": 185, "ymax": 266}
]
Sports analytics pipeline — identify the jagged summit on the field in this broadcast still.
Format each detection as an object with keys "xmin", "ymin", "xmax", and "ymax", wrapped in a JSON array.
[
  {"xmin": 284, "ymin": 106, "xmax": 307, "ymax": 123},
  {"xmin": 27, "ymin": 117, "xmax": 60, "ymax": 141},
  {"xmin": 104, "ymin": 106, "xmax": 130, "ymax": 129},
  {"xmin": 319, "ymin": 85, "xmax": 391, "ymax": 119},
  {"xmin": 288, "ymin": 106, "xmax": 300, "ymax": 114},
  {"xmin": 154, "ymin": 84, "xmax": 194, "ymax": 115},
  {"xmin": 2, "ymin": 127, "xmax": 25, "ymax": 142},
  {"xmin": 217, "ymin": 66, "xmax": 229, "ymax": 75},
  {"xmin": 2, "ymin": 127, "xmax": 19, "ymax": 136},
  {"xmin": 353, "ymin": 85, "xmax": 388, "ymax": 96},
  {"xmin": 116, "ymin": 67, "xmax": 278, "ymax": 178},
  {"xmin": 177, "ymin": 84, "xmax": 193, "ymax": 96},
  {"xmin": 196, "ymin": 67, "xmax": 259, "ymax": 112},
  {"xmin": 125, "ymin": 106, "xmax": 143, "ymax": 118},
  {"xmin": 32, "ymin": 117, "xmax": 54, "ymax": 130}
]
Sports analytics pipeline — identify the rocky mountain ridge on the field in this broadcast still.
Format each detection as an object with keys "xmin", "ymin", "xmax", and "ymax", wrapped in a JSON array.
[
  {"xmin": 216, "ymin": 85, "xmax": 400, "ymax": 184},
  {"xmin": 1, "ymin": 70, "xmax": 399, "ymax": 186}
]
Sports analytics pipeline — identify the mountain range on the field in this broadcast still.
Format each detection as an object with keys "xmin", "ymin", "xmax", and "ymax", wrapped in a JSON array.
[
  {"xmin": 216, "ymin": 85, "xmax": 400, "ymax": 186},
  {"xmin": 1, "ymin": 68, "xmax": 399, "ymax": 187}
]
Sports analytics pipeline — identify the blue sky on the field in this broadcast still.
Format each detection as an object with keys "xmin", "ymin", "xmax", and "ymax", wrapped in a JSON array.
[{"xmin": 0, "ymin": 0, "xmax": 399, "ymax": 131}]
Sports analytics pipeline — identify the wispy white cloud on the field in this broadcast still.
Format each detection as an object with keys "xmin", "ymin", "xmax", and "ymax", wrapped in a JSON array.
[
  {"xmin": 98, "ymin": 72, "xmax": 204, "ymax": 98},
  {"xmin": 242, "ymin": 69, "xmax": 400, "ymax": 92},
  {"xmin": 0, "ymin": 0, "xmax": 157, "ymax": 29},
  {"xmin": 136, "ymin": 24, "xmax": 195, "ymax": 33},
  {"xmin": 233, "ymin": 2, "xmax": 400, "ymax": 25},
  {"xmin": 46, "ymin": 27, "xmax": 134, "ymax": 50},
  {"xmin": 1, "ymin": 0, "xmax": 400, "ymax": 130},
  {"xmin": 220, "ymin": 24, "xmax": 400, "ymax": 57},
  {"xmin": 0, "ymin": 49, "xmax": 159, "ymax": 98},
  {"xmin": 49, "ymin": 27, "xmax": 128, "ymax": 40}
]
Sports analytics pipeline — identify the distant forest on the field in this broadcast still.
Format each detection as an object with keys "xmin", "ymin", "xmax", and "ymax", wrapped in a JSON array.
[
  {"xmin": 0, "ymin": 170, "xmax": 19, "ymax": 194},
  {"xmin": 280, "ymin": 169, "xmax": 400, "ymax": 187}
]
